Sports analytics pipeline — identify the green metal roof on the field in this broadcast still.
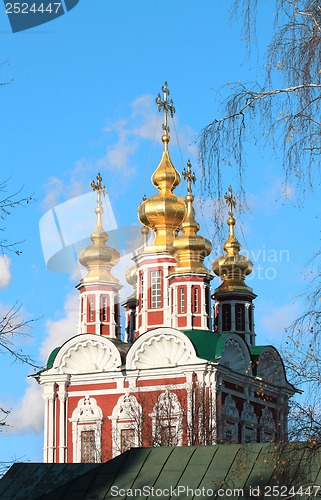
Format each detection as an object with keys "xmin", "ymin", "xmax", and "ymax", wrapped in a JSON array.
[
  {"xmin": 1, "ymin": 444, "xmax": 320, "ymax": 499},
  {"xmin": 183, "ymin": 329, "xmax": 228, "ymax": 362}
]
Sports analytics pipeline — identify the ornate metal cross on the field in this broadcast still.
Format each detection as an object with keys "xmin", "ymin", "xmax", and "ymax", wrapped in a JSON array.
[
  {"xmin": 91, "ymin": 172, "xmax": 106, "ymax": 206},
  {"xmin": 224, "ymin": 185, "xmax": 236, "ymax": 216},
  {"xmin": 155, "ymin": 81, "xmax": 175, "ymax": 147},
  {"xmin": 182, "ymin": 160, "xmax": 196, "ymax": 194}
]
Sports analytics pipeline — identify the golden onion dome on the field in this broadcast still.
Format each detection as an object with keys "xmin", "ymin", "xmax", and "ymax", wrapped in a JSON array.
[
  {"xmin": 78, "ymin": 173, "xmax": 120, "ymax": 285},
  {"xmin": 138, "ymin": 149, "xmax": 187, "ymax": 252},
  {"xmin": 138, "ymin": 82, "xmax": 187, "ymax": 253},
  {"xmin": 169, "ymin": 161, "xmax": 212, "ymax": 275},
  {"xmin": 125, "ymin": 264, "xmax": 137, "ymax": 287},
  {"xmin": 213, "ymin": 186, "xmax": 253, "ymax": 293}
]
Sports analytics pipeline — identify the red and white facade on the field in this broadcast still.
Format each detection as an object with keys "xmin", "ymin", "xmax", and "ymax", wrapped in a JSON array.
[{"xmin": 36, "ymin": 85, "xmax": 295, "ymax": 464}]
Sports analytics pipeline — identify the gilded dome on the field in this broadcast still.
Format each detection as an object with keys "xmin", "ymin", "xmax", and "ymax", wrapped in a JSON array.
[
  {"xmin": 138, "ymin": 150, "xmax": 187, "ymax": 252},
  {"xmin": 78, "ymin": 173, "xmax": 120, "ymax": 285},
  {"xmin": 169, "ymin": 162, "xmax": 212, "ymax": 275},
  {"xmin": 213, "ymin": 187, "xmax": 253, "ymax": 293}
]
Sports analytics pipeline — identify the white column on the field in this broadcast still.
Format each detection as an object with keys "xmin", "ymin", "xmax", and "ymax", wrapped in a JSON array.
[
  {"xmin": 58, "ymin": 382, "xmax": 68, "ymax": 463},
  {"xmin": 110, "ymin": 292, "xmax": 115, "ymax": 338},
  {"xmin": 172, "ymin": 284, "xmax": 178, "ymax": 328},
  {"xmin": 43, "ymin": 395, "xmax": 49, "ymax": 463},
  {"xmin": 201, "ymin": 284, "xmax": 207, "ymax": 330},
  {"xmin": 43, "ymin": 383, "xmax": 56, "ymax": 463},
  {"xmin": 163, "ymin": 266, "xmax": 170, "ymax": 327},
  {"xmin": 141, "ymin": 268, "xmax": 148, "ymax": 334}
]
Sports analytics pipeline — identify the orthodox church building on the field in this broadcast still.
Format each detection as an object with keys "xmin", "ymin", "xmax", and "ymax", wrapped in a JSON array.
[{"xmin": 35, "ymin": 83, "xmax": 295, "ymax": 464}]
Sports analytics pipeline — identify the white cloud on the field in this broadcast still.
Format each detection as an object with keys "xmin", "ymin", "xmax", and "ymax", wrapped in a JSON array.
[
  {"xmin": 257, "ymin": 301, "xmax": 301, "ymax": 345},
  {"xmin": 3, "ymin": 381, "xmax": 43, "ymax": 435},
  {"xmin": 0, "ymin": 255, "xmax": 11, "ymax": 288},
  {"xmin": 39, "ymin": 291, "xmax": 78, "ymax": 363}
]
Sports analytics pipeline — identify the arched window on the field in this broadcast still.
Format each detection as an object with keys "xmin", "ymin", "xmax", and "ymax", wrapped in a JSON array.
[
  {"xmin": 223, "ymin": 394, "xmax": 239, "ymax": 443},
  {"xmin": 150, "ymin": 390, "xmax": 183, "ymax": 446},
  {"xmin": 69, "ymin": 396, "xmax": 103, "ymax": 463},
  {"xmin": 241, "ymin": 401, "xmax": 258, "ymax": 444},
  {"xmin": 109, "ymin": 393, "xmax": 142, "ymax": 458}
]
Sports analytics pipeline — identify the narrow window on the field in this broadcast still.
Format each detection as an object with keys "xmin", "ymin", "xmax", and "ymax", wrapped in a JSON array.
[
  {"xmin": 222, "ymin": 304, "xmax": 231, "ymax": 331},
  {"xmin": 81, "ymin": 430, "xmax": 96, "ymax": 463},
  {"xmin": 151, "ymin": 271, "xmax": 161, "ymax": 308},
  {"xmin": 179, "ymin": 287, "xmax": 185, "ymax": 313},
  {"xmin": 101, "ymin": 296, "xmax": 107, "ymax": 321},
  {"xmin": 236, "ymin": 304, "xmax": 245, "ymax": 331},
  {"xmin": 141, "ymin": 273, "xmax": 144, "ymax": 304},
  {"xmin": 121, "ymin": 428, "xmax": 135, "ymax": 453},
  {"xmin": 193, "ymin": 287, "xmax": 199, "ymax": 313},
  {"xmin": 248, "ymin": 305, "xmax": 253, "ymax": 332},
  {"xmin": 89, "ymin": 296, "xmax": 95, "ymax": 322}
]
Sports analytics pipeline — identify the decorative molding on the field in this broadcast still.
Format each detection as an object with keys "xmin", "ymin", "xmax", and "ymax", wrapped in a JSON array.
[
  {"xmin": 126, "ymin": 328, "xmax": 199, "ymax": 370},
  {"xmin": 53, "ymin": 335, "xmax": 122, "ymax": 374},
  {"xmin": 220, "ymin": 335, "xmax": 252, "ymax": 374},
  {"xmin": 257, "ymin": 348, "xmax": 285, "ymax": 386},
  {"xmin": 109, "ymin": 393, "xmax": 142, "ymax": 458},
  {"xmin": 69, "ymin": 396, "xmax": 103, "ymax": 463}
]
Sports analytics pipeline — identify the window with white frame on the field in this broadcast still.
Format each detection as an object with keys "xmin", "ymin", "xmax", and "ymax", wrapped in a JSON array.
[
  {"xmin": 241, "ymin": 401, "xmax": 258, "ymax": 444},
  {"xmin": 223, "ymin": 394, "xmax": 239, "ymax": 443},
  {"xmin": 151, "ymin": 270, "xmax": 161, "ymax": 308},
  {"xmin": 69, "ymin": 396, "xmax": 103, "ymax": 463},
  {"xmin": 89, "ymin": 296, "xmax": 95, "ymax": 322},
  {"xmin": 141, "ymin": 273, "xmax": 144, "ymax": 304},
  {"xmin": 109, "ymin": 394, "xmax": 142, "ymax": 458},
  {"xmin": 193, "ymin": 287, "xmax": 199, "ymax": 313},
  {"xmin": 150, "ymin": 390, "xmax": 183, "ymax": 447},
  {"xmin": 179, "ymin": 287, "xmax": 185, "ymax": 313},
  {"xmin": 260, "ymin": 406, "xmax": 275, "ymax": 442},
  {"xmin": 101, "ymin": 296, "xmax": 108, "ymax": 321}
]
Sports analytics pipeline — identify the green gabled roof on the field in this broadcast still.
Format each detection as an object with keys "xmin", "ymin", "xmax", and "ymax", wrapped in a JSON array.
[
  {"xmin": 2, "ymin": 443, "xmax": 321, "ymax": 499},
  {"xmin": 183, "ymin": 329, "xmax": 228, "ymax": 362}
]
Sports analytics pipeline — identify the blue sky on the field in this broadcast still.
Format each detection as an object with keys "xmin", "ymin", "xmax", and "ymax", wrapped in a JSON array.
[{"xmin": 0, "ymin": 1, "xmax": 319, "ymax": 465}]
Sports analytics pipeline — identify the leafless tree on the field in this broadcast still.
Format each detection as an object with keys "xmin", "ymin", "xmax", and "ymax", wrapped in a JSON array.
[
  {"xmin": 199, "ymin": 0, "xmax": 321, "ymax": 211},
  {"xmin": 199, "ymin": 0, "xmax": 321, "ymax": 444}
]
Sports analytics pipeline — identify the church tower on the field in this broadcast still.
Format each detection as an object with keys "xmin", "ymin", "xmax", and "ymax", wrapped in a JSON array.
[
  {"xmin": 76, "ymin": 173, "xmax": 122, "ymax": 338},
  {"xmin": 168, "ymin": 160, "xmax": 213, "ymax": 330},
  {"xmin": 212, "ymin": 187, "xmax": 256, "ymax": 346},
  {"xmin": 133, "ymin": 82, "xmax": 187, "ymax": 336}
]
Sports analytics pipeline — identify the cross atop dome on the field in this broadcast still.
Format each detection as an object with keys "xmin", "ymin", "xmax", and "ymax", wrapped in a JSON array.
[
  {"xmin": 224, "ymin": 185, "xmax": 236, "ymax": 217},
  {"xmin": 182, "ymin": 160, "xmax": 196, "ymax": 194},
  {"xmin": 91, "ymin": 172, "xmax": 106, "ymax": 208},
  {"xmin": 155, "ymin": 81, "xmax": 175, "ymax": 151}
]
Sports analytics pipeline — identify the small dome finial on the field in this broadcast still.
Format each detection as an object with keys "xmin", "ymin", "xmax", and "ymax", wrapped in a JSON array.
[{"xmin": 155, "ymin": 81, "xmax": 175, "ymax": 151}]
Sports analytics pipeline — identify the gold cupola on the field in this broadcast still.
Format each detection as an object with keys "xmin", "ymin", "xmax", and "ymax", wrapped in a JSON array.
[
  {"xmin": 212, "ymin": 186, "xmax": 253, "ymax": 293},
  {"xmin": 169, "ymin": 161, "xmax": 212, "ymax": 274},
  {"xmin": 78, "ymin": 173, "xmax": 120, "ymax": 285},
  {"xmin": 138, "ymin": 82, "xmax": 187, "ymax": 252}
]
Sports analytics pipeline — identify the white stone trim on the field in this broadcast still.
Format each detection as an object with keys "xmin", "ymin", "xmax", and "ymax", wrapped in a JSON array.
[
  {"xmin": 109, "ymin": 393, "xmax": 142, "ymax": 458},
  {"xmin": 69, "ymin": 396, "xmax": 103, "ymax": 463}
]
